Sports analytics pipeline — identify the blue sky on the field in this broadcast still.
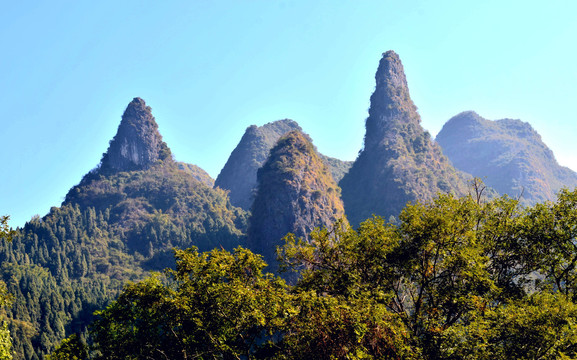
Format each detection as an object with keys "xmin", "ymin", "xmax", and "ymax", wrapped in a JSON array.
[{"xmin": 2, "ymin": 0, "xmax": 576, "ymax": 227}]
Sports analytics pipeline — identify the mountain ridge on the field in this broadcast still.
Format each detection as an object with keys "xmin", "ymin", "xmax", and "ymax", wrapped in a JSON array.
[
  {"xmin": 3, "ymin": 50, "xmax": 577, "ymax": 359},
  {"xmin": 216, "ymin": 119, "xmax": 352, "ymax": 211}
]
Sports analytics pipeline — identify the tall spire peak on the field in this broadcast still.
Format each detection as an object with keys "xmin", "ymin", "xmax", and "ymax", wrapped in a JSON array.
[
  {"xmin": 339, "ymin": 51, "xmax": 468, "ymax": 226},
  {"xmin": 363, "ymin": 51, "xmax": 420, "ymax": 150},
  {"xmin": 375, "ymin": 50, "xmax": 407, "ymax": 89},
  {"xmin": 99, "ymin": 98, "xmax": 172, "ymax": 173}
]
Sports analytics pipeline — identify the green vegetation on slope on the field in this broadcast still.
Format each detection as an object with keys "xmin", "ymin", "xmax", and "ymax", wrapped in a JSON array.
[
  {"xmin": 1, "ymin": 161, "xmax": 248, "ymax": 359},
  {"xmin": 0, "ymin": 98, "xmax": 249, "ymax": 360},
  {"xmin": 51, "ymin": 186, "xmax": 577, "ymax": 359},
  {"xmin": 248, "ymin": 130, "xmax": 346, "ymax": 267}
]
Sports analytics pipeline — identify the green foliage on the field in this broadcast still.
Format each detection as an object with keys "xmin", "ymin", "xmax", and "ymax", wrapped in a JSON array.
[
  {"xmin": 0, "ymin": 322, "xmax": 12, "ymax": 360},
  {"xmin": 280, "ymin": 188, "xmax": 577, "ymax": 358},
  {"xmin": 0, "ymin": 161, "xmax": 248, "ymax": 359},
  {"xmin": 444, "ymin": 292, "xmax": 577, "ymax": 359},
  {"xmin": 91, "ymin": 247, "xmax": 290, "ymax": 359},
  {"xmin": 44, "ymin": 186, "xmax": 577, "ymax": 359},
  {"xmin": 0, "ymin": 217, "xmax": 13, "ymax": 360},
  {"xmin": 521, "ymin": 188, "xmax": 577, "ymax": 298},
  {"xmin": 46, "ymin": 334, "xmax": 87, "ymax": 360},
  {"xmin": 0, "ymin": 216, "xmax": 14, "ymax": 243}
]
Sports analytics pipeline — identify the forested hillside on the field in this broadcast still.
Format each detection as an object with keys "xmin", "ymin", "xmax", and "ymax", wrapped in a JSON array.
[
  {"xmin": 0, "ymin": 99, "xmax": 247, "ymax": 359},
  {"xmin": 50, "ymin": 187, "xmax": 577, "ymax": 360}
]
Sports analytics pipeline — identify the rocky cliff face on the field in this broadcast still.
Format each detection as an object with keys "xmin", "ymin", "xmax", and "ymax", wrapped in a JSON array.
[
  {"xmin": 339, "ymin": 51, "xmax": 468, "ymax": 226},
  {"xmin": 248, "ymin": 130, "xmax": 346, "ymax": 266},
  {"xmin": 99, "ymin": 97, "xmax": 172, "ymax": 173},
  {"xmin": 436, "ymin": 111, "xmax": 577, "ymax": 204}
]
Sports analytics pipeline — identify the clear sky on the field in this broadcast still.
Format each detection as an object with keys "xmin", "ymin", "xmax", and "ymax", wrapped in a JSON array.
[{"xmin": 2, "ymin": 0, "xmax": 576, "ymax": 227}]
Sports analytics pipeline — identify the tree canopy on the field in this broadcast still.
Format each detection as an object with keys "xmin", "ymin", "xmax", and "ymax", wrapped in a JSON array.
[{"xmin": 52, "ymin": 188, "xmax": 577, "ymax": 359}]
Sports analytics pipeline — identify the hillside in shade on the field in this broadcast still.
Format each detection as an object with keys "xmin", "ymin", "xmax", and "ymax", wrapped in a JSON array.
[
  {"xmin": 247, "ymin": 130, "xmax": 346, "ymax": 266},
  {"xmin": 436, "ymin": 111, "xmax": 577, "ymax": 204},
  {"xmin": 339, "ymin": 51, "xmax": 468, "ymax": 226},
  {"xmin": 216, "ymin": 119, "xmax": 351, "ymax": 210}
]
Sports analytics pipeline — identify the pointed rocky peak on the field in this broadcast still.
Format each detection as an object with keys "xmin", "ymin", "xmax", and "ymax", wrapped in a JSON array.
[
  {"xmin": 215, "ymin": 119, "xmax": 302, "ymax": 209},
  {"xmin": 99, "ymin": 98, "xmax": 172, "ymax": 173},
  {"xmin": 375, "ymin": 50, "xmax": 409, "ymax": 91},
  {"xmin": 364, "ymin": 51, "xmax": 420, "ymax": 150},
  {"xmin": 340, "ymin": 51, "xmax": 469, "ymax": 226},
  {"xmin": 248, "ymin": 130, "xmax": 346, "ymax": 266}
]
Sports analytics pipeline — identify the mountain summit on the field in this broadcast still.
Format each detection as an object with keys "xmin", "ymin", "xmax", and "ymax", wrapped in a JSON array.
[
  {"xmin": 363, "ymin": 50, "xmax": 417, "ymax": 149},
  {"xmin": 340, "ymin": 51, "xmax": 468, "ymax": 225},
  {"xmin": 99, "ymin": 97, "xmax": 172, "ymax": 173}
]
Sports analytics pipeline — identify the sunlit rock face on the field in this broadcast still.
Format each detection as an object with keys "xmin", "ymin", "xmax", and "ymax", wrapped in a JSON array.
[
  {"xmin": 248, "ymin": 130, "xmax": 346, "ymax": 267},
  {"xmin": 99, "ymin": 97, "xmax": 172, "ymax": 173}
]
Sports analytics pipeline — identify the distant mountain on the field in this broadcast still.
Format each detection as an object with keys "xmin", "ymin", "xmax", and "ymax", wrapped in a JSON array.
[
  {"xmin": 176, "ymin": 162, "xmax": 215, "ymax": 188},
  {"xmin": 1, "ymin": 98, "xmax": 248, "ymax": 359},
  {"xmin": 247, "ymin": 130, "xmax": 346, "ymax": 266},
  {"xmin": 436, "ymin": 111, "xmax": 577, "ymax": 204},
  {"xmin": 216, "ymin": 119, "xmax": 351, "ymax": 210},
  {"xmin": 319, "ymin": 154, "xmax": 353, "ymax": 184},
  {"xmin": 339, "ymin": 51, "xmax": 468, "ymax": 226}
]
